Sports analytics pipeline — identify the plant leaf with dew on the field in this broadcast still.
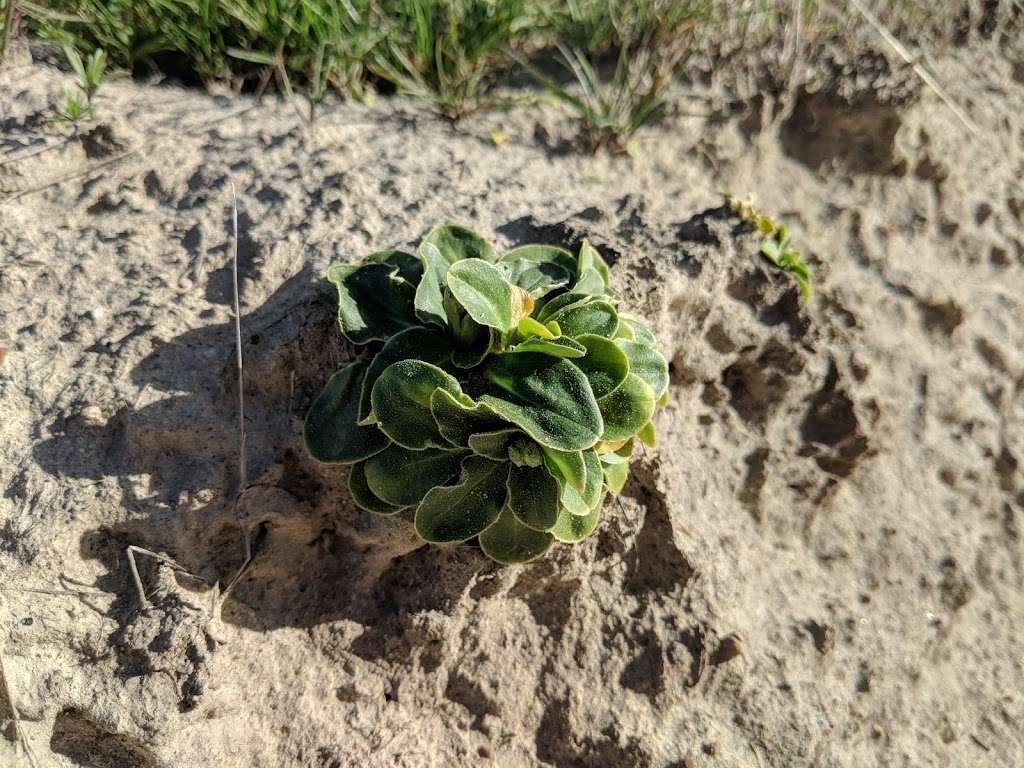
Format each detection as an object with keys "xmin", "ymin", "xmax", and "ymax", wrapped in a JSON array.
[
  {"xmin": 547, "ymin": 299, "xmax": 619, "ymax": 338},
  {"xmin": 560, "ymin": 448, "xmax": 602, "ymax": 516},
  {"xmin": 371, "ymin": 360, "xmax": 464, "ymax": 449},
  {"xmin": 507, "ymin": 463, "xmax": 560, "ymax": 531},
  {"xmin": 358, "ymin": 326, "xmax": 452, "ymax": 422},
  {"xmin": 328, "ymin": 262, "xmax": 418, "ymax": 344},
  {"xmin": 571, "ymin": 334, "xmax": 629, "ymax": 398},
  {"xmin": 507, "ymin": 335, "xmax": 587, "ymax": 359},
  {"xmin": 361, "ymin": 249, "xmax": 423, "ymax": 285},
  {"xmin": 349, "ymin": 461, "xmax": 403, "ymax": 515},
  {"xmin": 597, "ymin": 373, "xmax": 655, "ymax": 442},
  {"xmin": 305, "ymin": 363, "xmax": 389, "ymax": 464},
  {"xmin": 430, "ymin": 389, "xmax": 509, "ymax": 447},
  {"xmin": 415, "ymin": 456, "xmax": 509, "ymax": 543},
  {"xmin": 479, "ymin": 505, "xmax": 554, "ymax": 564},
  {"xmin": 479, "ymin": 352, "xmax": 602, "ymax": 451},
  {"xmin": 414, "ymin": 242, "xmax": 451, "ymax": 328},
  {"xmin": 502, "ymin": 244, "xmax": 578, "ymax": 282},
  {"xmin": 422, "ymin": 224, "xmax": 496, "ymax": 264},
  {"xmin": 468, "ymin": 428, "xmax": 522, "ymax": 460},
  {"xmin": 541, "ymin": 446, "xmax": 587, "ymax": 492},
  {"xmin": 365, "ymin": 445, "xmax": 467, "ymax": 507},
  {"xmin": 551, "ymin": 493, "xmax": 604, "ymax": 543},
  {"xmin": 614, "ymin": 338, "xmax": 669, "ymax": 400},
  {"xmin": 447, "ymin": 258, "xmax": 517, "ymax": 333}
]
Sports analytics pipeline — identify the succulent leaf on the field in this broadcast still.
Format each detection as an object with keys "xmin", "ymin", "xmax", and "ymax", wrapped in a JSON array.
[
  {"xmin": 447, "ymin": 258, "xmax": 517, "ymax": 333},
  {"xmin": 478, "ymin": 505, "xmax": 554, "ymax": 564},
  {"xmin": 536, "ymin": 291, "xmax": 594, "ymax": 323},
  {"xmin": 597, "ymin": 439, "xmax": 633, "ymax": 465},
  {"xmin": 358, "ymin": 326, "xmax": 452, "ymax": 422},
  {"xmin": 577, "ymin": 240, "xmax": 611, "ymax": 288},
  {"xmin": 479, "ymin": 352, "xmax": 603, "ymax": 451},
  {"xmin": 361, "ymin": 249, "xmax": 423, "ymax": 285},
  {"xmin": 415, "ymin": 456, "xmax": 509, "ymax": 543},
  {"xmin": 365, "ymin": 445, "xmax": 466, "ymax": 507},
  {"xmin": 601, "ymin": 460, "xmax": 628, "ymax": 494},
  {"xmin": 547, "ymin": 299, "xmax": 619, "ymax": 338},
  {"xmin": 328, "ymin": 262, "xmax": 418, "ymax": 344},
  {"xmin": 571, "ymin": 334, "xmax": 629, "ymax": 398},
  {"xmin": 507, "ymin": 335, "xmax": 587, "ymax": 359},
  {"xmin": 637, "ymin": 420, "xmax": 657, "ymax": 448},
  {"xmin": 422, "ymin": 224, "xmax": 496, "ymax": 264},
  {"xmin": 349, "ymin": 461, "xmax": 403, "ymax": 514},
  {"xmin": 597, "ymin": 373, "xmax": 656, "ymax": 442},
  {"xmin": 541, "ymin": 446, "xmax": 587, "ymax": 492},
  {"xmin": 572, "ymin": 267, "xmax": 607, "ymax": 297},
  {"xmin": 304, "ymin": 363, "xmax": 389, "ymax": 464},
  {"xmin": 620, "ymin": 316, "xmax": 657, "ymax": 346},
  {"xmin": 560, "ymin": 448, "xmax": 602, "ymax": 515},
  {"xmin": 499, "ymin": 258, "xmax": 570, "ymax": 298},
  {"xmin": 517, "ymin": 315, "xmax": 555, "ymax": 339},
  {"xmin": 430, "ymin": 389, "xmax": 509, "ymax": 447},
  {"xmin": 414, "ymin": 242, "xmax": 450, "ymax": 328},
  {"xmin": 502, "ymin": 244, "xmax": 578, "ymax": 281},
  {"xmin": 507, "ymin": 464, "xmax": 560, "ymax": 531},
  {"xmin": 371, "ymin": 360, "xmax": 464, "ymax": 449},
  {"xmin": 468, "ymin": 428, "xmax": 521, "ymax": 460},
  {"xmin": 551, "ymin": 493, "xmax": 604, "ymax": 543},
  {"xmin": 614, "ymin": 338, "xmax": 669, "ymax": 400}
]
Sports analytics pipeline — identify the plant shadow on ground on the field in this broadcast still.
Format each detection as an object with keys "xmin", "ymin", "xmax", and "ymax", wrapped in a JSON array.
[{"xmin": 34, "ymin": 259, "xmax": 509, "ymax": 664}]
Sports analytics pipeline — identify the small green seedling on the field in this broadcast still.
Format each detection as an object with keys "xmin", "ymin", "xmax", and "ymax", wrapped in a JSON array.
[
  {"xmin": 727, "ymin": 195, "xmax": 812, "ymax": 300},
  {"xmin": 58, "ymin": 46, "xmax": 107, "ymax": 122},
  {"xmin": 305, "ymin": 226, "xmax": 669, "ymax": 564}
]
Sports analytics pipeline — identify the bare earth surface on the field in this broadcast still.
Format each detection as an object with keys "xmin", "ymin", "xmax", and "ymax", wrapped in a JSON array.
[{"xmin": 1, "ymin": 24, "xmax": 1023, "ymax": 768}]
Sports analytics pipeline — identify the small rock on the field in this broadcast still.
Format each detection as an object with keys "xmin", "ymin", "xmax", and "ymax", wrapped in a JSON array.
[
  {"xmin": 804, "ymin": 620, "xmax": 835, "ymax": 654},
  {"xmin": 89, "ymin": 306, "xmax": 105, "ymax": 321},
  {"xmin": 77, "ymin": 405, "xmax": 107, "ymax": 428},
  {"xmin": 711, "ymin": 633, "xmax": 744, "ymax": 664},
  {"xmin": 477, "ymin": 745, "xmax": 493, "ymax": 759}
]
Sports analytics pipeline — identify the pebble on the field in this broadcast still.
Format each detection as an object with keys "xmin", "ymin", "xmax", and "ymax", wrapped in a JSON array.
[
  {"xmin": 89, "ymin": 306, "xmax": 105, "ymax": 321},
  {"xmin": 78, "ymin": 405, "xmax": 107, "ymax": 428},
  {"xmin": 713, "ymin": 633, "xmax": 744, "ymax": 664}
]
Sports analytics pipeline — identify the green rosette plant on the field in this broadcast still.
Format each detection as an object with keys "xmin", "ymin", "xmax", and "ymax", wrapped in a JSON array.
[{"xmin": 304, "ymin": 225, "xmax": 668, "ymax": 564}]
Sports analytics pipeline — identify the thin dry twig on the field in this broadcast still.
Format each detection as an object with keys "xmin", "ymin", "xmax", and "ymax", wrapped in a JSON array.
[
  {"xmin": 122, "ymin": 183, "xmax": 254, "ymax": 621},
  {"xmin": 218, "ymin": 181, "xmax": 254, "ymax": 606},
  {"xmin": 125, "ymin": 545, "xmax": 212, "ymax": 609},
  {"xmin": 0, "ymin": 649, "xmax": 41, "ymax": 768},
  {"xmin": 846, "ymin": 0, "xmax": 983, "ymax": 140}
]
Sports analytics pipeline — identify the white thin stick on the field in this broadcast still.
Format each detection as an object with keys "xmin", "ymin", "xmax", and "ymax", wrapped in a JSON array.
[
  {"xmin": 126, "ymin": 545, "xmax": 210, "ymax": 609},
  {"xmin": 230, "ymin": 181, "xmax": 248, "ymax": 508},
  {"xmin": 846, "ymin": 0, "xmax": 982, "ymax": 140},
  {"xmin": 0, "ymin": 650, "xmax": 40, "ymax": 768},
  {"xmin": 217, "ymin": 182, "xmax": 254, "ymax": 611}
]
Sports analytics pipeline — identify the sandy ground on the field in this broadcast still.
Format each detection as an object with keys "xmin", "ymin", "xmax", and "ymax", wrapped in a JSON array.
[{"xmin": 1, "ymin": 17, "xmax": 1023, "ymax": 768}]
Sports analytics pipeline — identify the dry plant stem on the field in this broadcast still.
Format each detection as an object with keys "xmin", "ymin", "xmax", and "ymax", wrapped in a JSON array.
[
  {"xmin": 0, "ymin": 649, "xmax": 42, "ymax": 768},
  {"xmin": 845, "ymin": 0, "xmax": 982, "ymax": 140},
  {"xmin": 220, "ymin": 180, "xmax": 253, "ymax": 604},
  {"xmin": 126, "ymin": 545, "xmax": 210, "ymax": 608}
]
